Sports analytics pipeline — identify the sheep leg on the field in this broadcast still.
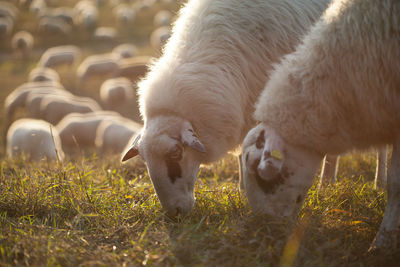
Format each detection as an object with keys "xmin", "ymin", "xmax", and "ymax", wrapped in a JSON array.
[
  {"xmin": 370, "ymin": 139, "xmax": 400, "ymax": 252},
  {"xmin": 374, "ymin": 146, "xmax": 388, "ymax": 189},
  {"xmin": 238, "ymin": 154, "xmax": 244, "ymax": 192},
  {"xmin": 318, "ymin": 154, "xmax": 339, "ymax": 190}
]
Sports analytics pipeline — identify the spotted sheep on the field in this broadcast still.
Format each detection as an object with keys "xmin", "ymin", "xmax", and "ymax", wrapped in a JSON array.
[
  {"xmin": 121, "ymin": 0, "xmax": 331, "ymax": 217},
  {"xmin": 241, "ymin": 0, "xmax": 400, "ymax": 252}
]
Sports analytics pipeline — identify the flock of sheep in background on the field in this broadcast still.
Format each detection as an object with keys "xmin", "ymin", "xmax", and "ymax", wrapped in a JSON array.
[{"xmin": 1, "ymin": 0, "xmax": 178, "ymax": 162}]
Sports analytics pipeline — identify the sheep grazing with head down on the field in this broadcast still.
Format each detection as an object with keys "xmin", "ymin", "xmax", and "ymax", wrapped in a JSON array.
[
  {"xmin": 39, "ymin": 94, "xmax": 102, "ymax": 125},
  {"xmin": 96, "ymin": 117, "xmax": 142, "ymax": 155},
  {"xmin": 77, "ymin": 53, "xmax": 119, "ymax": 84},
  {"xmin": 38, "ymin": 45, "xmax": 81, "ymax": 68},
  {"xmin": 25, "ymin": 90, "xmax": 73, "ymax": 119},
  {"xmin": 112, "ymin": 43, "xmax": 138, "ymax": 60},
  {"xmin": 56, "ymin": 111, "xmax": 121, "ymax": 155},
  {"xmin": 100, "ymin": 77, "xmax": 135, "ymax": 109},
  {"xmin": 28, "ymin": 67, "xmax": 60, "ymax": 83},
  {"xmin": 0, "ymin": 16, "xmax": 13, "ymax": 37},
  {"xmin": 122, "ymin": 0, "xmax": 330, "ymax": 217},
  {"xmin": 113, "ymin": 56, "xmax": 151, "ymax": 82},
  {"xmin": 241, "ymin": 0, "xmax": 400, "ymax": 251},
  {"xmin": 4, "ymin": 81, "xmax": 66, "ymax": 124},
  {"xmin": 7, "ymin": 118, "xmax": 64, "ymax": 162},
  {"xmin": 11, "ymin": 30, "xmax": 34, "ymax": 58}
]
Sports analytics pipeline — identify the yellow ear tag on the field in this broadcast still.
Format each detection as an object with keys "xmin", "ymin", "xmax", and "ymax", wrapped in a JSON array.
[{"xmin": 271, "ymin": 150, "xmax": 283, "ymax": 160}]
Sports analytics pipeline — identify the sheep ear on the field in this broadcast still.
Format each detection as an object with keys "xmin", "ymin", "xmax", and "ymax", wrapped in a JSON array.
[
  {"xmin": 121, "ymin": 134, "xmax": 141, "ymax": 162},
  {"xmin": 181, "ymin": 122, "xmax": 206, "ymax": 153}
]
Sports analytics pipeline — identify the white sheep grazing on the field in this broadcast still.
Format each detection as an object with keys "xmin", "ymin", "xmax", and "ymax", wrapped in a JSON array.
[
  {"xmin": 100, "ymin": 77, "xmax": 135, "ymax": 109},
  {"xmin": 7, "ymin": 118, "xmax": 64, "ymax": 162},
  {"xmin": 113, "ymin": 4, "xmax": 135, "ymax": 26},
  {"xmin": 28, "ymin": 67, "xmax": 60, "ymax": 83},
  {"xmin": 241, "ymin": 0, "xmax": 400, "ymax": 251},
  {"xmin": 11, "ymin": 31, "xmax": 34, "ymax": 58},
  {"xmin": 38, "ymin": 45, "xmax": 81, "ymax": 68},
  {"xmin": 93, "ymin": 26, "xmax": 118, "ymax": 42},
  {"xmin": 153, "ymin": 10, "xmax": 172, "ymax": 27},
  {"xmin": 95, "ymin": 117, "xmax": 142, "ymax": 155},
  {"xmin": 25, "ymin": 90, "xmax": 73, "ymax": 119},
  {"xmin": 77, "ymin": 53, "xmax": 119, "ymax": 84},
  {"xmin": 121, "ymin": 0, "xmax": 330, "ymax": 217},
  {"xmin": 38, "ymin": 16, "xmax": 72, "ymax": 36},
  {"xmin": 39, "ymin": 94, "xmax": 102, "ymax": 125},
  {"xmin": 74, "ymin": 1, "xmax": 98, "ymax": 31},
  {"xmin": 0, "ymin": 16, "xmax": 13, "ymax": 37},
  {"xmin": 113, "ymin": 56, "xmax": 150, "ymax": 82},
  {"xmin": 149, "ymin": 26, "xmax": 171, "ymax": 53},
  {"xmin": 4, "ymin": 81, "xmax": 65, "ymax": 124},
  {"xmin": 29, "ymin": 0, "xmax": 46, "ymax": 16},
  {"xmin": 112, "ymin": 43, "xmax": 138, "ymax": 60},
  {"xmin": 0, "ymin": 2, "xmax": 18, "ymax": 21},
  {"xmin": 56, "ymin": 111, "xmax": 121, "ymax": 154}
]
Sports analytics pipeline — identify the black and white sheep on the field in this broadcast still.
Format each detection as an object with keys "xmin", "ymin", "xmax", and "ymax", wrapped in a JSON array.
[
  {"xmin": 122, "ymin": 0, "xmax": 330, "ymax": 216},
  {"xmin": 241, "ymin": 0, "xmax": 400, "ymax": 251}
]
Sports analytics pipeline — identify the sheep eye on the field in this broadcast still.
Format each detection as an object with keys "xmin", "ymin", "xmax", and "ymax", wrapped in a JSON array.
[{"xmin": 166, "ymin": 144, "xmax": 183, "ymax": 161}]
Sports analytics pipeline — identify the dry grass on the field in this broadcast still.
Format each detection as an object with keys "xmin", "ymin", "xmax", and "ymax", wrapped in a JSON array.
[{"xmin": 1, "ymin": 1, "xmax": 400, "ymax": 266}]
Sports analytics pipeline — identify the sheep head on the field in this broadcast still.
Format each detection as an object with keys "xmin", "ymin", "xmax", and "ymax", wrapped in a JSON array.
[
  {"xmin": 122, "ymin": 115, "xmax": 206, "ymax": 217},
  {"xmin": 241, "ymin": 123, "xmax": 323, "ymax": 217}
]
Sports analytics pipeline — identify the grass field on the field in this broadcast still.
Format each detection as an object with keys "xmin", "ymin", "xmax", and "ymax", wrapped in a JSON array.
[{"xmin": 1, "ymin": 0, "xmax": 400, "ymax": 266}]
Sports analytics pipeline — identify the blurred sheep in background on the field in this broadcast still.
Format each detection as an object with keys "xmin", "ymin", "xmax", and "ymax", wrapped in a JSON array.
[
  {"xmin": 38, "ymin": 45, "xmax": 81, "ymax": 68},
  {"xmin": 29, "ymin": 0, "xmax": 46, "ymax": 16},
  {"xmin": 25, "ymin": 89, "xmax": 73, "ymax": 119},
  {"xmin": 28, "ymin": 67, "xmax": 60, "ymax": 83},
  {"xmin": 95, "ymin": 117, "xmax": 142, "ymax": 155},
  {"xmin": 153, "ymin": 10, "xmax": 172, "ymax": 27},
  {"xmin": 56, "ymin": 111, "xmax": 121, "ymax": 155},
  {"xmin": 0, "ymin": 16, "xmax": 13, "ymax": 37},
  {"xmin": 0, "ymin": 2, "xmax": 18, "ymax": 21},
  {"xmin": 77, "ymin": 53, "xmax": 119, "ymax": 85},
  {"xmin": 74, "ymin": 0, "xmax": 99, "ymax": 31},
  {"xmin": 113, "ymin": 56, "xmax": 150, "ymax": 82},
  {"xmin": 7, "ymin": 118, "xmax": 65, "ymax": 162},
  {"xmin": 100, "ymin": 77, "xmax": 135, "ymax": 109},
  {"xmin": 150, "ymin": 26, "xmax": 170, "ymax": 53},
  {"xmin": 39, "ymin": 94, "xmax": 102, "ymax": 124},
  {"xmin": 4, "ymin": 81, "xmax": 66, "ymax": 124},
  {"xmin": 38, "ymin": 16, "xmax": 73, "ymax": 36},
  {"xmin": 93, "ymin": 26, "xmax": 118, "ymax": 42},
  {"xmin": 112, "ymin": 43, "xmax": 138, "ymax": 59},
  {"xmin": 113, "ymin": 3, "xmax": 135, "ymax": 27},
  {"xmin": 11, "ymin": 30, "xmax": 34, "ymax": 59}
]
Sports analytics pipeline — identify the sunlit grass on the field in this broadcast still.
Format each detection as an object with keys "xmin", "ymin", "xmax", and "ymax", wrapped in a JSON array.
[{"xmin": 0, "ymin": 153, "xmax": 399, "ymax": 266}]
